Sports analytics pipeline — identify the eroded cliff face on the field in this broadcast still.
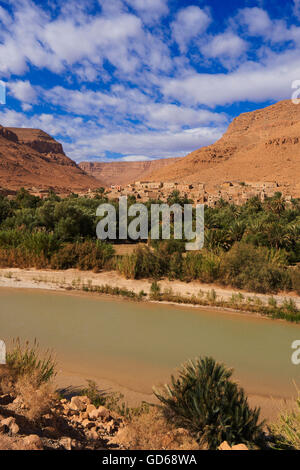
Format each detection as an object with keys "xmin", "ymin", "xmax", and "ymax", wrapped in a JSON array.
[
  {"xmin": 0, "ymin": 126, "xmax": 98, "ymax": 192},
  {"xmin": 147, "ymin": 100, "xmax": 300, "ymax": 195},
  {"xmin": 79, "ymin": 157, "xmax": 181, "ymax": 186}
]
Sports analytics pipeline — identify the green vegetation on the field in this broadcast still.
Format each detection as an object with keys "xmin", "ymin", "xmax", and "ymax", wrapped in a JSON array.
[
  {"xmin": 269, "ymin": 393, "xmax": 300, "ymax": 450},
  {"xmin": 154, "ymin": 356, "xmax": 264, "ymax": 449},
  {"xmin": 148, "ymin": 284, "xmax": 300, "ymax": 322},
  {"xmin": 80, "ymin": 282, "xmax": 144, "ymax": 300},
  {"xmin": 0, "ymin": 189, "xmax": 299, "ymax": 298},
  {"xmin": 6, "ymin": 338, "xmax": 56, "ymax": 385},
  {"xmin": 80, "ymin": 379, "xmax": 150, "ymax": 420}
]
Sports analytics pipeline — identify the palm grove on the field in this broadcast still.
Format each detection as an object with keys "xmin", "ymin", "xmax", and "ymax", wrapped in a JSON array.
[{"xmin": 0, "ymin": 188, "xmax": 299, "ymax": 298}]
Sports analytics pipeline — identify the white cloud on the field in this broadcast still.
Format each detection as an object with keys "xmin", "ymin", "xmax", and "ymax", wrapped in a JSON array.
[
  {"xmin": 125, "ymin": 0, "xmax": 168, "ymax": 22},
  {"xmin": 201, "ymin": 31, "xmax": 247, "ymax": 65},
  {"xmin": 171, "ymin": 6, "xmax": 211, "ymax": 53},
  {"xmin": 121, "ymin": 155, "xmax": 152, "ymax": 162},
  {"xmin": 2, "ymin": 1, "xmax": 300, "ymax": 165},
  {"xmin": 0, "ymin": 1, "xmax": 149, "ymax": 78},
  {"xmin": 236, "ymin": 7, "xmax": 300, "ymax": 45},
  {"xmin": 32, "ymin": 84, "xmax": 227, "ymax": 134},
  {"xmin": 238, "ymin": 7, "xmax": 272, "ymax": 37},
  {"xmin": 0, "ymin": 108, "xmax": 225, "ymax": 162},
  {"xmin": 294, "ymin": 0, "xmax": 300, "ymax": 18},
  {"xmin": 8, "ymin": 80, "xmax": 37, "ymax": 104},
  {"xmin": 162, "ymin": 48, "xmax": 300, "ymax": 106},
  {"xmin": 144, "ymin": 103, "xmax": 227, "ymax": 130},
  {"xmin": 64, "ymin": 125, "xmax": 224, "ymax": 161}
]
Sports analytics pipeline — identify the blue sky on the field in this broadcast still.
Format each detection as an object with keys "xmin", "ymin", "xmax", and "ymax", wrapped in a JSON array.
[{"xmin": 0, "ymin": 0, "xmax": 300, "ymax": 163}]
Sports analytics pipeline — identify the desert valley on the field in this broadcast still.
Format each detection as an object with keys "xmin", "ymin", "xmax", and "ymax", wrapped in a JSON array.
[
  {"xmin": 1, "ymin": 0, "xmax": 300, "ymax": 456},
  {"xmin": 1, "ymin": 100, "xmax": 299, "ymax": 203}
]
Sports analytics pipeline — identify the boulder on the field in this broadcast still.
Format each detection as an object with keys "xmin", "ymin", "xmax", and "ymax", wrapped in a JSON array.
[
  {"xmin": 10, "ymin": 423, "xmax": 20, "ymax": 435},
  {"xmin": 218, "ymin": 441, "xmax": 248, "ymax": 450},
  {"xmin": 60, "ymin": 437, "xmax": 72, "ymax": 450},
  {"xmin": 231, "ymin": 443, "xmax": 248, "ymax": 450},
  {"xmin": 70, "ymin": 396, "xmax": 89, "ymax": 411},
  {"xmin": 86, "ymin": 404, "xmax": 96, "ymax": 416},
  {"xmin": 23, "ymin": 434, "xmax": 43, "ymax": 450},
  {"xmin": 1, "ymin": 417, "xmax": 19, "ymax": 435},
  {"xmin": 82, "ymin": 419, "xmax": 93, "ymax": 429},
  {"xmin": 218, "ymin": 441, "xmax": 232, "ymax": 450}
]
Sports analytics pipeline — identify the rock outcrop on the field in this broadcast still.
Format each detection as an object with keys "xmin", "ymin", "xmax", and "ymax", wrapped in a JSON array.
[
  {"xmin": 0, "ymin": 391, "xmax": 123, "ymax": 450},
  {"xmin": 148, "ymin": 100, "xmax": 300, "ymax": 197},
  {"xmin": 79, "ymin": 158, "xmax": 181, "ymax": 187},
  {"xmin": 0, "ymin": 126, "xmax": 99, "ymax": 193}
]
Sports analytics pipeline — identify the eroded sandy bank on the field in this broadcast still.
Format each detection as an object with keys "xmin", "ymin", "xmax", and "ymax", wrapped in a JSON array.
[{"xmin": 0, "ymin": 267, "xmax": 299, "ymax": 310}]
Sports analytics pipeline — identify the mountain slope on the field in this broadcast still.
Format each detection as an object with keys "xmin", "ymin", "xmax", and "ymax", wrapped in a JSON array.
[
  {"xmin": 0, "ymin": 126, "xmax": 99, "ymax": 192},
  {"xmin": 148, "ymin": 100, "xmax": 300, "ymax": 195},
  {"xmin": 79, "ymin": 157, "xmax": 181, "ymax": 187}
]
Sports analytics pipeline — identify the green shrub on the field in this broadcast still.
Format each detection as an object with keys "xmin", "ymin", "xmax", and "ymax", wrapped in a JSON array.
[
  {"xmin": 80, "ymin": 380, "xmax": 149, "ymax": 420},
  {"xmin": 154, "ymin": 356, "xmax": 264, "ymax": 449},
  {"xmin": 221, "ymin": 243, "xmax": 291, "ymax": 293},
  {"xmin": 150, "ymin": 281, "xmax": 161, "ymax": 300},
  {"xmin": 291, "ymin": 266, "xmax": 300, "ymax": 295},
  {"xmin": 50, "ymin": 240, "xmax": 114, "ymax": 271},
  {"xmin": 269, "ymin": 394, "xmax": 300, "ymax": 449},
  {"xmin": 6, "ymin": 338, "xmax": 56, "ymax": 385},
  {"xmin": 117, "ymin": 246, "xmax": 163, "ymax": 279}
]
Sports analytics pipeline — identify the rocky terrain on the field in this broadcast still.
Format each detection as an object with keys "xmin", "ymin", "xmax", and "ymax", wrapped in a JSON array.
[
  {"xmin": 1, "ymin": 100, "xmax": 299, "ymax": 196},
  {"xmin": 0, "ymin": 126, "xmax": 99, "ymax": 193},
  {"xmin": 79, "ymin": 158, "xmax": 180, "ymax": 187},
  {"xmin": 0, "ymin": 389, "xmax": 124, "ymax": 450},
  {"xmin": 148, "ymin": 100, "xmax": 300, "ymax": 197},
  {"xmin": 0, "ymin": 366, "xmax": 247, "ymax": 451}
]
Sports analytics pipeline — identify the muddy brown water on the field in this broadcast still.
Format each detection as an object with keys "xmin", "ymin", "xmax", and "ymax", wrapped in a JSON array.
[{"xmin": 0, "ymin": 288, "xmax": 299, "ymax": 400}]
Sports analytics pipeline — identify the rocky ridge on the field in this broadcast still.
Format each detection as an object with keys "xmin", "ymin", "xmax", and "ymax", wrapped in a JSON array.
[
  {"xmin": 147, "ymin": 100, "xmax": 300, "ymax": 197},
  {"xmin": 0, "ymin": 126, "xmax": 99, "ymax": 193},
  {"xmin": 79, "ymin": 157, "xmax": 181, "ymax": 187}
]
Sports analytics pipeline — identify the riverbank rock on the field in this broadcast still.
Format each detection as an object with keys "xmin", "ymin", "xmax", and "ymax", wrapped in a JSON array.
[
  {"xmin": 23, "ymin": 435, "xmax": 43, "ymax": 450},
  {"xmin": 218, "ymin": 441, "xmax": 248, "ymax": 450},
  {"xmin": 69, "ymin": 396, "xmax": 90, "ymax": 411},
  {"xmin": 1, "ymin": 417, "xmax": 19, "ymax": 435}
]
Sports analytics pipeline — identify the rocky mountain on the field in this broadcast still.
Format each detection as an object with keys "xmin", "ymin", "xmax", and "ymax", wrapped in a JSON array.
[
  {"xmin": 1, "ymin": 99, "xmax": 299, "ymax": 196},
  {"xmin": 147, "ymin": 100, "xmax": 300, "ymax": 196},
  {"xmin": 0, "ymin": 126, "xmax": 99, "ymax": 193},
  {"xmin": 79, "ymin": 157, "xmax": 181, "ymax": 187}
]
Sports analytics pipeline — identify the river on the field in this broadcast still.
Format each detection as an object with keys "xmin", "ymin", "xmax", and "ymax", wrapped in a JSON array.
[{"xmin": 0, "ymin": 287, "xmax": 299, "ymax": 402}]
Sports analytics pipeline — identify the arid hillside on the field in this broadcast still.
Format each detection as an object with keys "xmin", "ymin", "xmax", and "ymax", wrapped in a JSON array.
[
  {"xmin": 0, "ymin": 126, "xmax": 99, "ymax": 193},
  {"xmin": 148, "ymin": 100, "xmax": 300, "ymax": 195},
  {"xmin": 79, "ymin": 157, "xmax": 181, "ymax": 187}
]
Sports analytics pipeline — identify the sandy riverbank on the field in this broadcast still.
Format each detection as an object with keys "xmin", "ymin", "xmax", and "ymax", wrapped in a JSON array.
[
  {"xmin": 0, "ymin": 267, "xmax": 299, "ymax": 310},
  {"xmin": 53, "ymin": 367, "xmax": 296, "ymax": 423}
]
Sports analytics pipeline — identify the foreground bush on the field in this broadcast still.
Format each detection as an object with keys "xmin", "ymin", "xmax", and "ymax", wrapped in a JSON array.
[
  {"xmin": 14, "ymin": 373, "xmax": 56, "ymax": 421},
  {"xmin": 154, "ymin": 356, "xmax": 263, "ymax": 449},
  {"xmin": 115, "ymin": 408, "xmax": 199, "ymax": 450},
  {"xmin": 6, "ymin": 338, "xmax": 56, "ymax": 385},
  {"xmin": 270, "ymin": 394, "xmax": 300, "ymax": 449}
]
